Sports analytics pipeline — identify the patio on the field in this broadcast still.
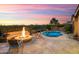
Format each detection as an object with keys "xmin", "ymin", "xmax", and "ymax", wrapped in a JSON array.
[{"xmin": 8, "ymin": 32, "xmax": 79, "ymax": 54}]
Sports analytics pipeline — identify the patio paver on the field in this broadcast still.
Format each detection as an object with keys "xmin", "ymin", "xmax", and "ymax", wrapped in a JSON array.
[{"xmin": 9, "ymin": 32, "xmax": 79, "ymax": 54}]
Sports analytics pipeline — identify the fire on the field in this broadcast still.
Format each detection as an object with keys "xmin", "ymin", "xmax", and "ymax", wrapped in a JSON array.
[
  {"xmin": 7, "ymin": 26, "xmax": 32, "ymax": 41},
  {"xmin": 22, "ymin": 26, "xmax": 26, "ymax": 38}
]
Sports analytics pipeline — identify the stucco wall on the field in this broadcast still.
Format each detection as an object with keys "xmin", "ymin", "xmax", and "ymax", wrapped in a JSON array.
[
  {"xmin": 78, "ymin": 16, "xmax": 79, "ymax": 36},
  {"xmin": 73, "ymin": 16, "xmax": 79, "ymax": 37}
]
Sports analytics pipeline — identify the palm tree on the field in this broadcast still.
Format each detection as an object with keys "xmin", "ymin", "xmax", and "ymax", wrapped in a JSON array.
[{"xmin": 50, "ymin": 18, "xmax": 59, "ymax": 25}]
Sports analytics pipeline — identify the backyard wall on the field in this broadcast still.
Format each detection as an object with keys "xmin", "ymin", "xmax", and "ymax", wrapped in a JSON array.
[{"xmin": 72, "ymin": 5, "xmax": 79, "ymax": 38}]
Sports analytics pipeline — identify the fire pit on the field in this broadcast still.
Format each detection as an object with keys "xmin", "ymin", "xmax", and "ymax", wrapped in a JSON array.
[{"xmin": 7, "ymin": 27, "xmax": 32, "ymax": 42}]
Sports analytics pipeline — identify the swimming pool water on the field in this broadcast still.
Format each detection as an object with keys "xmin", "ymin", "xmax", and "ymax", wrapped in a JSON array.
[{"xmin": 42, "ymin": 31, "xmax": 63, "ymax": 37}]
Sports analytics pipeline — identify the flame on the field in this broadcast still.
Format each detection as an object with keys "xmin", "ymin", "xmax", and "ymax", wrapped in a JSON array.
[{"xmin": 22, "ymin": 26, "xmax": 26, "ymax": 37}]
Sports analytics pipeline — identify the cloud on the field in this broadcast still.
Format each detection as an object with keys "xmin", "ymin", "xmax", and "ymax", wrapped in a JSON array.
[{"xmin": 0, "ymin": 4, "xmax": 77, "ymax": 25}]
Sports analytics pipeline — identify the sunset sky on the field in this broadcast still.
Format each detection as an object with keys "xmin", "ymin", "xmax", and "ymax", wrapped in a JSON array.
[{"xmin": 0, "ymin": 4, "xmax": 78, "ymax": 25}]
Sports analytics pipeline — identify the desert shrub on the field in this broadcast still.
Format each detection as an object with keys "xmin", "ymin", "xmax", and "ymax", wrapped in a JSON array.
[
  {"xmin": 57, "ymin": 24, "xmax": 65, "ymax": 27},
  {"xmin": 64, "ymin": 24, "xmax": 73, "ymax": 33}
]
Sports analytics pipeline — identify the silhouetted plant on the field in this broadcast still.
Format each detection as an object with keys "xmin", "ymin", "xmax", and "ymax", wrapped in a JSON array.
[{"xmin": 50, "ymin": 18, "xmax": 59, "ymax": 25}]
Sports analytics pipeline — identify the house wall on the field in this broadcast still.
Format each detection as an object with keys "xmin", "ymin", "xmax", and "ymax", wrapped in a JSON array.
[
  {"xmin": 78, "ymin": 16, "xmax": 79, "ymax": 36},
  {"xmin": 73, "ymin": 16, "xmax": 79, "ymax": 37},
  {"xmin": 72, "ymin": 5, "xmax": 79, "ymax": 38},
  {"xmin": 73, "ymin": 18, "xmax": 77, "ymax": 36}
]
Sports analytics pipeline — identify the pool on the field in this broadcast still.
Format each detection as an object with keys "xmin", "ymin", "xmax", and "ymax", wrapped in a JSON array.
[{"xmin": 42, "ymin": 31, "xmax": 63, "ymax": 37}]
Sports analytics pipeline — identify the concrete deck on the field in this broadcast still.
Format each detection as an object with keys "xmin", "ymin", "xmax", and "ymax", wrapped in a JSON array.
[
  {"xmin": 9, "ymin": 32, "xmax": 79, "ymax": 54},
  {"xmin": 0, "ymin": 43, "xmax": 9, "ymax": 54}
]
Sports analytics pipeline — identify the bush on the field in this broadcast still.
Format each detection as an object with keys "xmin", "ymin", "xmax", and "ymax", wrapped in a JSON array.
[
  {"xmin": 46, "ymin": 24, "xmax": 52, "ymax": 30},
  {"xmin": 57, "ymin": 24, "xmax": 65, "ymax": 27},
  {"xmin": 64, "ymin": 24, "xmax": 73, "ymax": 33}
]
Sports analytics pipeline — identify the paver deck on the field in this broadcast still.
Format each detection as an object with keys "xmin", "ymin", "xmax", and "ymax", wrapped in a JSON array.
[{"xmin": 9, "ymin": 32, "xmax": 79, "ymax": 54}]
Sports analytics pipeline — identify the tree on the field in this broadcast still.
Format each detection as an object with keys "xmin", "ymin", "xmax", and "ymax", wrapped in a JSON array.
[
  {"xmin": 64, "ymin": 21, "xmax": 73, "ymax": 33},
  {"xmin": 50, "ymin": 18, "xmax": 59, "ymax": 25}
]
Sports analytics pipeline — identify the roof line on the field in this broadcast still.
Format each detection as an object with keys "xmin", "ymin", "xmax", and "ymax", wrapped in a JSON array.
[{"xmin": 74, "ymin": 4, "xmax": 79, "ymax": 16}]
